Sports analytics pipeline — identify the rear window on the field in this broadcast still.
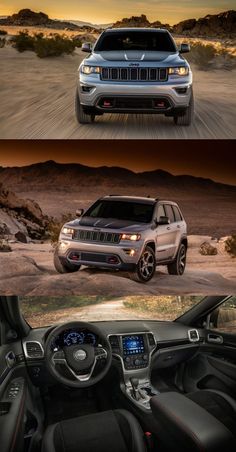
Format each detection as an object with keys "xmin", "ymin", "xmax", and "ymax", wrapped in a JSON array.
[
  {"xmin": 172, "ymin": 205, "xmax": 182, "ymax": 222},
  {"xmin": 94, "ymin": 31, "xmax": 176, "ymax": 52}
]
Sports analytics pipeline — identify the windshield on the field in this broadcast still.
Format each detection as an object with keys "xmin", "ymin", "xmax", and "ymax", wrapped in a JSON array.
[
  {"xmin": 21, "ymin": 296, "xmax": 202, "ymax": 328},
  {"xmin": 85, "ymin": 200, "xmax": 155, "ymax": 223},
  {"xmin": 94, "ymin": 31, "xmax": 176, "ymax": 52}
]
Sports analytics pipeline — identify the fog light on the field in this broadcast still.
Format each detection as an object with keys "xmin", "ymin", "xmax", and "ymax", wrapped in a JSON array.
[{"xmin": 81, "ymin": 85, "xmax": 94, "ymax": 93}]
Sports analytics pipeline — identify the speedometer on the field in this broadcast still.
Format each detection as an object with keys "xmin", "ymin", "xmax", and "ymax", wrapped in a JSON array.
[{"xmin": 64, "ymin": 331, "xmax": 84, "ymax": 346}]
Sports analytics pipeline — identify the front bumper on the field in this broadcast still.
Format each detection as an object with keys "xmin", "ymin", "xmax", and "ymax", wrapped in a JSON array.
[
  {"xmin": 78, "ymin": 74, "xmax": 192, "ymax": 113},
  {"xmin": 57, "ymin": 240, "xmax": 143, "ymax": 269}
]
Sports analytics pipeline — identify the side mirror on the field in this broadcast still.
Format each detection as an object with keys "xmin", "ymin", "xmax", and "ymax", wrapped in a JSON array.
[
  {"xmin": 81, "ymin": 42, "xmax": 92, "ymax": 53},
  {"xmin": 179, "ymin": 43, "xmax": 190, "ymax": 53},
  {"xmin": 76, "ymin": 209, "xmax": 84, "ymax": 217},
  {"xmin": 156, "ymin": 216, "xmax": 170, "ymax": 226}
]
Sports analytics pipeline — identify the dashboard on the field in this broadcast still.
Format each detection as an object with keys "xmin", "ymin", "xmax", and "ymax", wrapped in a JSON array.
[{"xmin": 51, "ymin": 329, "xmax": 98, "ymax": 351}]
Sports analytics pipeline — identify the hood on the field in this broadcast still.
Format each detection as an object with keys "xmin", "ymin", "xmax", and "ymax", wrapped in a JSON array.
[
  {"xmin": 66, "ymin": 216, "xmax": 148, "ymax": 232},
  {"xmin": 85, "ymin": 51, "xmax": 185, "ymax": 66}
]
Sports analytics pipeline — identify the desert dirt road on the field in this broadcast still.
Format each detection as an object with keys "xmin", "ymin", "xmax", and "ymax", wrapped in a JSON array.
[
  {"xmin": 0, "ymin": 47, "xmax": 235, "ymax": 139},
  {"xmin": 0, "ymin": 236, "xmax": 236, "ymax": 296}
]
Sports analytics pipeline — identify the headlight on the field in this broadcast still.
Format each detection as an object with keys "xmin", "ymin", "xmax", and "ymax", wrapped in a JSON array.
[
  {"xmin": 168, "ymin": 67, "xmax": 189, "ymax": 76},
  {"xmin": 62, "ymin": 227, "xmax": 74, "ymax": 236},
  {"xmin": 121, "ymin": 233, "xmax": 141, "ymax": 241},
  {"xmin": 81, "ymin": 65, "xmax": 100, "ymax": 75}
]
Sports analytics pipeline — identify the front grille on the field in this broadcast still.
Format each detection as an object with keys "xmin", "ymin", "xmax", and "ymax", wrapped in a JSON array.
[
  {"xmin": 101, "ymin": 67, "xmax": 168, "ymax": 82},
  {"xmin": 73, "ymin": 229, "xmax": 121, "ymax": 244}
]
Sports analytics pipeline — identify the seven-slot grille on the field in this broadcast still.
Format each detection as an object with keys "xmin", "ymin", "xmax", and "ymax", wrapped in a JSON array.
[
  {"xmin": 73, "ymin": 229, "xmax": 121, "ymax": 244},
  {"xmin": 101, "ymin": 67, "xmax": 168, "ymax": 82}
]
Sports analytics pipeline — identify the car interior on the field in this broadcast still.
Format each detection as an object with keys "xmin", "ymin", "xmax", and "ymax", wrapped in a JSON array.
[{"xmin": 1, "ymin": 295, "xmax": 236, "ymax": 452}]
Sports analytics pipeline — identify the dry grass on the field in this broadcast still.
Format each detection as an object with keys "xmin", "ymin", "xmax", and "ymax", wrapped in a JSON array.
[{"xmin": 123, "ymin": 296, "xmax": 202, "ymax": 319}]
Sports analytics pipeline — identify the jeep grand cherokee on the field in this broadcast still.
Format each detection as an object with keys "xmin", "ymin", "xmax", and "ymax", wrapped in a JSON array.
[
  {"xmin": 76, "ymin": 28, "xmax": 193, "ymax": 126},
  {"xmin": 54, "ymin": 195, "xmax": 187, "ymax": 282}
]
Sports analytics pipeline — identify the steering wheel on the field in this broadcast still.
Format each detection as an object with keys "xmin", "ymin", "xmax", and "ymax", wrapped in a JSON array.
[{"xmin": 44, "ymin": 321, "xmax": 112, "ymax": 388}]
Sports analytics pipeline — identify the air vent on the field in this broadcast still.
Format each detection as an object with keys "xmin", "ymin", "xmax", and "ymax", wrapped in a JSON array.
[
  {"xmin": 108, "ymin": 335, "xmax": 121, "ymax": 354},
  {"xmin": 147, "ymin": 333, "xmax": 156, "ymax": 346},
  {"xmin": 188, "ymin": 330, "xmax": 200, "ymax": 343},
  {"xmin": 24, "ymin": 341, "xmax": 44, "ymax": 359}
]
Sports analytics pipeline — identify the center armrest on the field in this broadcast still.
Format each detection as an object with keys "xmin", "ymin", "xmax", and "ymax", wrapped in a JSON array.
[{"xmin": 150, "ymin": 392, "xmax": 235, "ymax": 452}]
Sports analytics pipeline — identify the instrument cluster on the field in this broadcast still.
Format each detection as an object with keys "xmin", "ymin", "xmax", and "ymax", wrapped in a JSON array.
[{"xmin": 51, "ymin": 329, "xmax": 98, "ymax": 351}]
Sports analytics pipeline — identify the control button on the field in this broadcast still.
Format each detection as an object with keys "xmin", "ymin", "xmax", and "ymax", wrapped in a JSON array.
[
  {"xmin": 134, "ymin": 359, "xmax": 140, "ymax": 366},
  {"xmin": 125, "ymin": 357, "xmax": 131, "ymax": 363}
]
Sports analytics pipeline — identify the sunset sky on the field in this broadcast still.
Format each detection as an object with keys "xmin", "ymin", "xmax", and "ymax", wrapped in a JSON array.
[
  {"xmin": 0, "ymin": 0, "xmax": 234, "ymax": 24},
  {"xmin": 0, "ymin": 140, "xmax": 235, "ymax": 186}
]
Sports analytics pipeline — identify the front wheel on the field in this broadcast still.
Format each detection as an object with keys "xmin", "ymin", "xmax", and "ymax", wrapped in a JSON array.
[
  {"xmin": 131, "ymin": 246, "xmax": 156, "ymax": 283},
  {"xmin": 54, "ymin": 250, "xmax": 81, "ymax": 274},
  {"xmin": 75, "ymin": 92, "xmax": 96, "ymax": 124},
  {"xmin": 167, "ymin": 243, "xmax": 187, "ymax": 275},
  {"xmin": 173, "ymin": 92, "xmax": 194, "ymax": 126}
]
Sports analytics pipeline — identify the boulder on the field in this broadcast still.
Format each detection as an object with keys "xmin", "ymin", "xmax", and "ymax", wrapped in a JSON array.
[
  {"xmin": 199, "ymin": 242, "xmax": 218, "ymax": 256},
  {"xmin": 15, "ymin": 231, "xmax": 28, "ymax": 243}
]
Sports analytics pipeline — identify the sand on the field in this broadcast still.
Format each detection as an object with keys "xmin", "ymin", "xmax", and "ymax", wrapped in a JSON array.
[
  {"xmin": 0, "ymin": 45, "xmax": 235, "ymax": 139},
  {"xmin": 0, "ymin": 235, "xmax": 235, "ymax": 295}
]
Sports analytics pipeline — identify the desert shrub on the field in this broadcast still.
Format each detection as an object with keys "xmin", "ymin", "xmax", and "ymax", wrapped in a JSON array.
[
  {"xmin": 123, "ymin": 296, "xmax": 202, "ymax": 319},
  {"xmin": 225, "ymin": 235, "xmax": 236, "ymax": 258},
  {"xmin": 0, "ymin": 29, "xmax": 7, "ymax": 35},
  {"xmin": 0, "ymin": 239, "xmax": 12, "ymax": 252},
  {"xmin": 34, "ymin": 34, "xmax": 75, "ymax": 57},
  {"xmin": 72, "ymin": 37, "xmax": 82, "ymax": 48},
  {"xmin": 0, "ymin": 37, "xmax": 5, "ymax": 48},
  {"xmin": 12, "ymin": 31, "xmax": 76, "ymax": 57},
  {"xmin": 12, "ymin": 30, "xmax": 35, "ymax": 52},
  {"xmin": 199, "ymin": 241, "xmax": 218, "ymax": 256},
  {"xmin": 186, "ymin": 42, "xmax": 217, "ymax": 69},
  {"xmin": 47, "ymin": 213, "xmax": 75, "ymax": 246}
]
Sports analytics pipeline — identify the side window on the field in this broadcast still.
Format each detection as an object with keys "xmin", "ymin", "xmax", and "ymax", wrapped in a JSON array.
[
  {"xmin": 209, "ymin": 297, "xmax": 236, "ymax": 335},
  {"xmin": 172, "ymin": 205, "xmax": 182, "ymax": 222},
  {"xmin": 164, "ymin": 204, "xmax": 175, "ymax": 223},
  {"xmin": 156, "ymin": 204, "xmax": 166, "ymax": 221}
]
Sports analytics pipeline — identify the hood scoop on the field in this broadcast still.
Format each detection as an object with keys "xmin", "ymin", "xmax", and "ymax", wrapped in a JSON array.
[{"xmin": 124, "ymin": 52, "xmax": 145, "ymax": 61}]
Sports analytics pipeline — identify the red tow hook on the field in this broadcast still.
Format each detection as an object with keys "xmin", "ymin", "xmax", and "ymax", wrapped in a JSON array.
[{"xmin": 144, "ymin": 431, "xmax": 154, "ymax": 450}]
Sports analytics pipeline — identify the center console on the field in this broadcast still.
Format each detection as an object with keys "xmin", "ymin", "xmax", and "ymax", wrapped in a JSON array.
[{"xmin": 108, "ymin": 332, "xmax": 159, "ymax": 410}]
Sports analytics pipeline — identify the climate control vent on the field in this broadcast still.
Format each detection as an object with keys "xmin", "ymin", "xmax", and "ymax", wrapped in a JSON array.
[
  {"xmin": 108, "ymin": 335, "xmax": 121, "ymax": 354},
  {"xmin": 147, "ymin": 333, "xmax": 156, "ymax": 346},
  {"xmin": 24, "ymin": 341, "xmax": 44, "ymax": 359},
  {"xmin": 188, "ymin": 330, "xmax": 200, "ymax": 343}
]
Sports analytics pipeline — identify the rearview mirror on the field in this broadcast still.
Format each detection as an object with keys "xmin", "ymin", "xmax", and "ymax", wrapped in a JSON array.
[
  {"xmin": 81, "ymin": 42, "xmax": 92, "ymax": 53},
  {"xmin": 76, "ymin": 209, "xmax": 84, "ymax": 217},
  {"xmin": 156, "ymin": 216, "xmax": 170, "ymax": 226},
  {"xmin": 179, "ymin": 43, "xmax": 190, "ymax": 53}
]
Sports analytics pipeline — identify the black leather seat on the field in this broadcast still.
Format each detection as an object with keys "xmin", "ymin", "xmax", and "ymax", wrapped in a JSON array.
[
  {"xmin": 151, "ymin": 390, "xmax": 236, "ymax": 452},
  {"xmin": 42, "ymin": 409, "xmax": 146, "ymax": 452}
]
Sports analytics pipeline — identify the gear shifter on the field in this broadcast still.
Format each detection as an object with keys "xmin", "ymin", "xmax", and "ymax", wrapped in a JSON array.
[{"xmin": 130, "ymin": 378, "xmax": 141, "ymax": 401}]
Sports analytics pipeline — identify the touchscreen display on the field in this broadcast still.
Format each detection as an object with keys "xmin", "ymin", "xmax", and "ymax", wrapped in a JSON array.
[{"xmin": 122, "ymin": 335, "xmax": 145, "ymax": 355}]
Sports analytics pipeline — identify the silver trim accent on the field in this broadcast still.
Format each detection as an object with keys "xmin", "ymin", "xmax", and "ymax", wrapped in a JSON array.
[
  {"xmin": 188, "ymin": 329, "xmax": 200, "ymax": 343},
  {"xmin": 5, "ymin": 351, "xmax": 16, "ymax": 368},
  {"xmin": 23, "ymin": 341, "xmax": 44, "ymax": 359}
]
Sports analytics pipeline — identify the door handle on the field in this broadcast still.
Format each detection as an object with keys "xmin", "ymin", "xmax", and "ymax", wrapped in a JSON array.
[
  {"xmin": 177, "ymin": 225, "xmax": 181, "ymax": 229},
  {"xmin": 167, "ymin": 227, "xmax": 171, "ymax": 230},
  {"xmin": 207, "ymin": 333, "xmax": 223, "ymax": 344}
]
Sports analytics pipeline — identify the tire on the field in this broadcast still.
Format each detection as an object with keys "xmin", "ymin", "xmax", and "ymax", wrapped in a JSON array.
[
  {"xmin": 75, "ymin": 91, "xmax": 96, "ymax": 124},
  {"xmin": 54, "ymin": 250, "xmax": 81, "ymax": 274},
  {"xmin": 167, "ymin": 243, "xmax": 187, "ymax": 275},
  {"xmin": 173, "ymin": 91, "xmax": 194, "ymax": 126},
  {"xmin": 131, "ymin": 246, "xmax": 156, "ymax": 283}
]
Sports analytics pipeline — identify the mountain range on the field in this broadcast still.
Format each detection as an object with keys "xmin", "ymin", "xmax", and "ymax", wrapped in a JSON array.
[
  {"xmin": 0, "ymin": 160, "xmax": 235, "ymax": 195},
  {"xmin": 0, "ymin": 9, "xmax": 235, "ymax": 38}
]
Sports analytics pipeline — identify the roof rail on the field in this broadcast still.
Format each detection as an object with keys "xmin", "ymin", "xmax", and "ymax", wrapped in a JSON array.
[{"xmin": 108, "ymin": 194, "xmax": 120, "ymax": 196}]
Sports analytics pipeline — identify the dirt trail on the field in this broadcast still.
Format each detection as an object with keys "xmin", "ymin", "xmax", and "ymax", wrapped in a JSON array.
[{"xmin": 0, "ymin": 47, "xmax": 235, "ymax": 139}]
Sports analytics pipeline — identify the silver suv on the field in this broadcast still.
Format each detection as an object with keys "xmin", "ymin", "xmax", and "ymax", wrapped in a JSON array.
[
  {"xmin": 54, "ymin": 196, "xmax": 188, "ymax": 282},
  {"xmin": 76, "ymin": 28, "xmax": 193, "ymax": 126}
]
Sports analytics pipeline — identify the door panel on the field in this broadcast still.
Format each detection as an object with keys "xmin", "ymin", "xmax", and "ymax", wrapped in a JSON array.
[
  {"xmin": 182, "ymin": 335, "xmax": 236, "ymax": 398},
  {"xmin": 0, "ymin": 343, "xmax": 27, "ymax": 452}
]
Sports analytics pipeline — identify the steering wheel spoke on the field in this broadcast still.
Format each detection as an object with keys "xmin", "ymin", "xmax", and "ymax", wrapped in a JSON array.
[
  {"xmin": 52, "ymin": 349, "xmax": 66, "ymax": 365},
  {"xmin": 95, "ymin": 346, "xmax": 108, "ymax": 360}
]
